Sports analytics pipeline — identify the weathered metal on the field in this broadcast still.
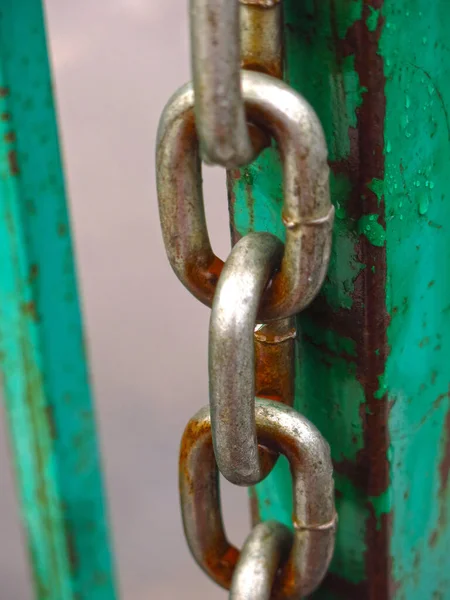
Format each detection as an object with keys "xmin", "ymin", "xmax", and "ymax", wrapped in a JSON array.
[
  {"xmin": 229, "ymin": 0, "xmax": 450, "ymax": 597},
  {"xmin": 254, "ymin": 317, "xmax": 296, "ymax": 405},
  {"xmin": 189, "ymin": 0, "xmax": 282, "ymax": 167},
  {"xmin": 179, "ymin": 398, "xmax": 336, "ymax": 598},
  {"xmin": 0, "ymin": 1, "xmax": 117, "ymax": 598},
  {"xmin": 156, "ymin": 71, "xmax": 334, "ymax": 322},
  {"xmin": 209, "ymin": 232, "xmax": 283, "ymax": 485},
  {"xmin": 238, "ymin": 0, "xmax": 297, "ymax": 414},
  {"xmin": 229, "ymin": 521, "xmax": 293, "ymax": 600}
]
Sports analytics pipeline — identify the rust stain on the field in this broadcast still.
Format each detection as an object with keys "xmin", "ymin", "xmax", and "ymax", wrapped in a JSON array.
[
  {"xmin": 21, "ymin": 301, "xmax": 39, "ymax": 321},
  {"xmin": 45, "ymin": 405, "xmax": 57, "ymax": 440},
  {"xmin": 1, "ymin": 112, "xmax": 11, "ymax": 121},
  {"xmin": 183, "ymin": 253, "xmax": 224, "ymax": 306},
  {"xmin": 57, "ymin": 223, "xmax": 67, "ymax": 237},
  {"xmin": 18, "ymin": 334, "xmax": 62, "ymax": 586},
  {"xmin": 8, "ymin": 149, "xmax": 19, "ymax": 175},
  {"xmin": 29, "ymin": 263, "xmax": 39, "ymax": 282},
  {"xmin": 318, "ymin": 1, "xmax": 394, "ymax": 595},
  {"xmin": 0, "ymin": 87, "xmax": 9, "ymax": 97},
  {"xmin": 65, "ymin": 527, "xmax": 78, "ymax": 573},
  {"xmin": 4, "ymin": 131, "xmax": 15, "ymax": 143},
  {"xmin": 255, "ymin": 319, "xmax": 296, "ymax": 405}
]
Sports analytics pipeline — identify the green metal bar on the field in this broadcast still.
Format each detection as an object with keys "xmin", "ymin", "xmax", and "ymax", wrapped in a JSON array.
[
  {"xmin": 0, "ymin": 2, "xmax": 117, "ymax": 598},
  {"xmin": 229, "ymin": 1, "xmax": 450, "ymax": 597}
]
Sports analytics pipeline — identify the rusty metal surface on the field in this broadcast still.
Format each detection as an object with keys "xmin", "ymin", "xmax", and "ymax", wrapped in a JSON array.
[
  {"xmin": 179, "ymin": 398, "xmax": 336, "ymax": 599},
  {"xmin": 156, "ymin": 71, "xmax": 334, "ymax": 322}
]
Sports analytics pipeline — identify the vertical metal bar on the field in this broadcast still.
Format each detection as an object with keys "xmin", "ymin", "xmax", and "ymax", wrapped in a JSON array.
[
  {"xmin": 0, "ymin": 2, "xmax": 117, "ymax": 598},
  {"xmin": 230, "ymin": 0, "xmax": 450, "ymax": 597},
  {"xmin": 229, "ymin": 1, "xmax": 296, "ymax": 428}
]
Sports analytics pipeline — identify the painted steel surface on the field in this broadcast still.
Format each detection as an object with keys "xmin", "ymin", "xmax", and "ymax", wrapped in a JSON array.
[
  {"xmin": 228, "ymin": 1, "xmax": 450, "ymax": 597},
  {"xmin": 0, "ymin": 1, "xmax": 117, "ymax": 598}
]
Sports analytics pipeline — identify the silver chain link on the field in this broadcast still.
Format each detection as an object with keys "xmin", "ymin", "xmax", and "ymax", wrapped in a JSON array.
[{"xmin": 156, "ymin": 1, "xmax": 337, "ymax": 597}]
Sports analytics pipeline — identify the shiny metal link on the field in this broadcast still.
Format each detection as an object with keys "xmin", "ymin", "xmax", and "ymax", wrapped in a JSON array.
[
  {"xmin": 190, "ymin": 0, "xmax": 282, "ymax": 167},
  {"xmin": 179, "ymin": 398, "xmax": 336, "ymax": 598},
  {"xmin": 190, "ymin": 0, "xmax": 254, "ymax": 167},
  {"xmin": 229, "ymin": 521, "xmax": 293, "ymax": 600},
  {"xmin": 156, "ymin": 71, "xmax": 334, "ymax": 322},
  {"xmin": 209, "ymin": 231, "xmax": 283, "ymax": 485}
]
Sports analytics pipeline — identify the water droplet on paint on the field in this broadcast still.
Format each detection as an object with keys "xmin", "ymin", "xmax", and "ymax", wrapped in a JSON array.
[{"xmin": 419, "ymin": 195, "xmax": 429, "ymax": 215}]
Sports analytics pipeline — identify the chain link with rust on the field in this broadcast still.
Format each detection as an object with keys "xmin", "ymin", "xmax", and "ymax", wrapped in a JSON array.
[{"xmin": 155, "ymin": 1, "xmax": 337, "ymax": 597}]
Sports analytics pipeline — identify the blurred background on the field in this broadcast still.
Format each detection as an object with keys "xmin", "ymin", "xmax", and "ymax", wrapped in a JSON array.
[{"xmin": 0, "ymin": 1, "xmax": 250, "ymax": 598}]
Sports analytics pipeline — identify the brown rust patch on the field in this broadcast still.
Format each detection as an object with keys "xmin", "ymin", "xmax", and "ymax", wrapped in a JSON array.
[
  {"xmin": 65, "ymin": 527, "xmax": 78, "ymax": 573},
  {"xmin": 21, "ymin": 301, "xmax": 39, "ymax": 321},
  {"xmin": 45, "ymin": 405, "xmax": 57, "ymax": 440},
  {"xmin": 29, "ymin": 263, "xmax": 39, "ymax": 282},
  {"xmin": 4, "ymin": 131, "xmax": 15, "ymax": 143},
  {"xmin": 1, "ymin": 111, "xmax": 11, "ymax": 121},
  {"xmin": 183, "ymin": 253, "xmax": 224, "ymax": 305},
  {"xmin": 8, "ymin": 149, "xmax": 19, "ymax": 175},
  {"xmin": 255, "ymin": 319, "xmax": 296, "ymax": 405},
  {"xmin": 0, "ymin": 87, "xmax": 9, "ymax": 97}
]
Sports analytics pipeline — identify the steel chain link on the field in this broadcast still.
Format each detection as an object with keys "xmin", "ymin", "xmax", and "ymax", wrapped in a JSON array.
[{"xmin": 155, "ymin": 0, "xmax": 337, "ymax": 597}]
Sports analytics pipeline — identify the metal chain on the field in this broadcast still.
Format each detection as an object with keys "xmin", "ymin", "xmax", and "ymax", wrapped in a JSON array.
[{"xmin": 155, "ymin": 1, "xmax": 336, "ymax": 597}]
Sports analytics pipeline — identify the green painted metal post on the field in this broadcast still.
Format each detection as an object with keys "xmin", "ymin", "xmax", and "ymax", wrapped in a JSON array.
[
  {"xmin": 0, "ymin": 2, "xmax": 117, "ymax": 598},
  {"xmin": 230, "ymin": 1, "xmax": 450, "ymax": 597}
]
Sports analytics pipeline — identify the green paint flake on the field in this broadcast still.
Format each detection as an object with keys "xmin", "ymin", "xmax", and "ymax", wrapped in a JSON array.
[
  {"xmin": 358, "ymin": 214, "xmax": 386, "ymax": 247},
  {"xmin": 368, "ymin": 178, "xmax": 384, "ymax": 204},
  {"xmin": 366, "ymin": 7, "xmax": 380, "ymax": 32},
  {"xmin": 369, "ymin": 489, "xmax": 393, "ymax": 529}
]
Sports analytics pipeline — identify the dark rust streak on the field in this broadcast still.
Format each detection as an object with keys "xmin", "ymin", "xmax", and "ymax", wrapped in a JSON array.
[
  {"xmin": 322, "ymin": 572, "xmax": 368, "ymax": 598},
  {"xmin": 65, "ymin": 527, "xmax": 78, "ymax": 573},
  {"xmin": 328, "ymin": 1, "xmax": 393, "ymax": 596},
  {"xmin": 8, "ymin": 149, "xmax": 19, "ymax": 175},
  {"xmin": 435, "ymin": 404, "xmax": 450, "ymax": 543},
  {"xmin": 45, "ymin": 405, "xmax": 57, "ymax": 440},
  {"xmin": 4, "ymin": 131, "xmax": 15, "ymax": 143},
  {"xmin": 21, "ymin": 301, "xmax": 39, "ymax": 322}
]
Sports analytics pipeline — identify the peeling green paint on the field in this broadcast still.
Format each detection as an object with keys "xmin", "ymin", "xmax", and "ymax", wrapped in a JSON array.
[
  {"xmin": 230, "ymin": 1, "xmax": 450, "ymax": 597},
  {"xmin": 366, "ymin": 7, "xmax": 380, "ymax": 32},
  {"xmin": 358, "ymin": 214, "xmax": 386, "ymax": 247}
]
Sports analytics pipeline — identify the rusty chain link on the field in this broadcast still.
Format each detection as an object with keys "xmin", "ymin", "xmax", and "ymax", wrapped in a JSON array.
[{"xmin": 155, "ymin": 0, "xmax": 336, "ymax": 597}]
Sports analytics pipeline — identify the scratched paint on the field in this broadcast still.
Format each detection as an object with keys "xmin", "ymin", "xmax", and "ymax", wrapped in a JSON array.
[
  {"xmin": 229, "ymin": 1, "xmax": 450, "ymax": 597},
  {"xmin": 0, "ymin": 1, "xmax": 117, "ymax": 599}
]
